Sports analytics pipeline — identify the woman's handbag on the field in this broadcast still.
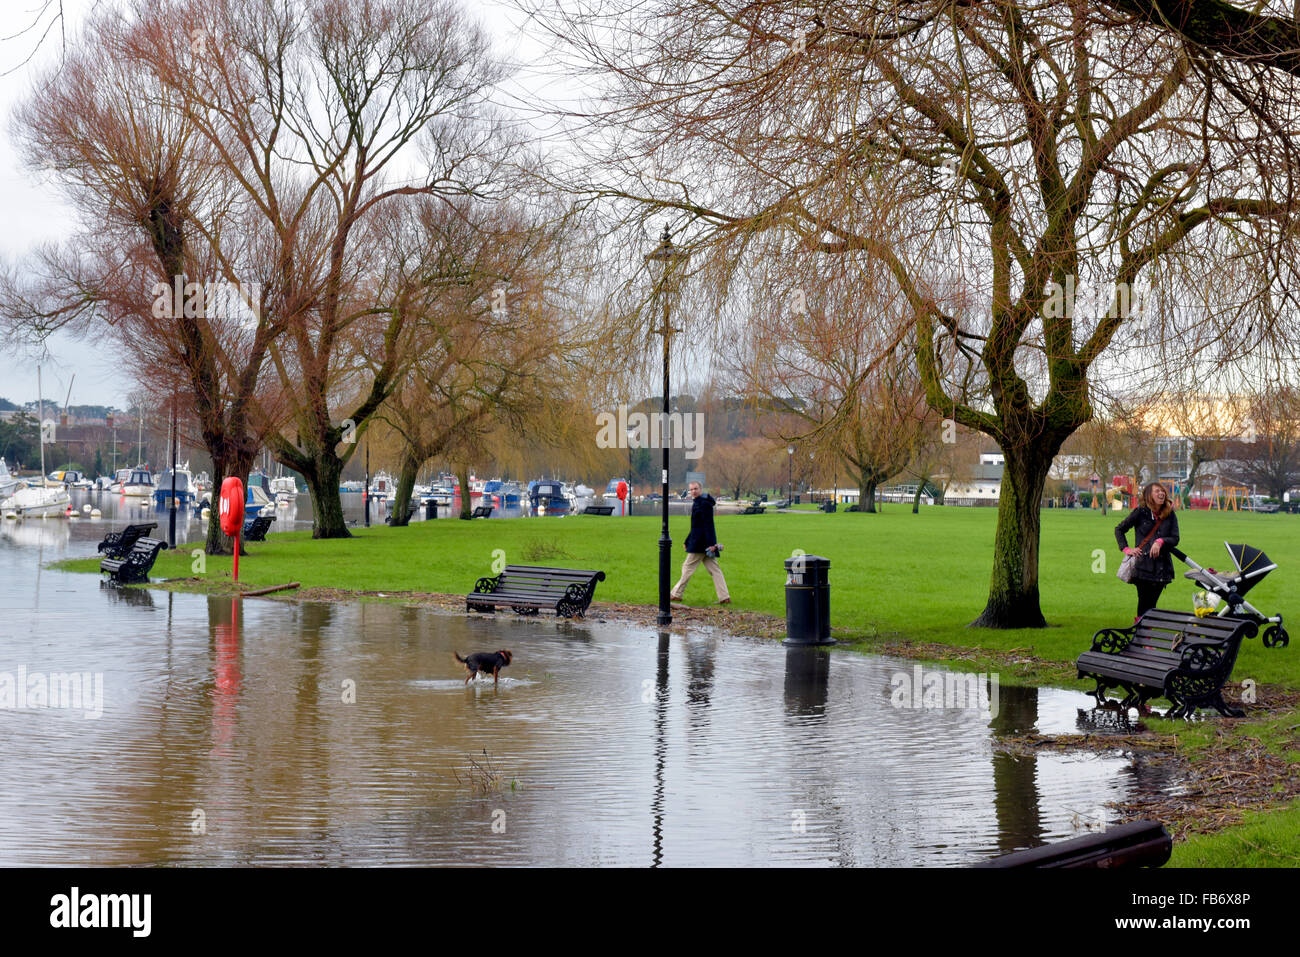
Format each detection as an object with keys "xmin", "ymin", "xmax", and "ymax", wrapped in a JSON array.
[{"xmin": 1116, "ymin": 514, "xmax": 1165, "ymax": 583}]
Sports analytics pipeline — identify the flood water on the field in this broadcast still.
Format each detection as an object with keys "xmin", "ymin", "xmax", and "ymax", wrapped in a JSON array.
[{"xmin": 0, "ymin": 498, "xmax": 1176, "ymax": 866}]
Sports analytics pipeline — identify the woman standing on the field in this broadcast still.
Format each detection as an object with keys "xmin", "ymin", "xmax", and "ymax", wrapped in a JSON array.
[{"xmin": 1115, "ymin": 482, "xmax": 1180, "ymax": 619}]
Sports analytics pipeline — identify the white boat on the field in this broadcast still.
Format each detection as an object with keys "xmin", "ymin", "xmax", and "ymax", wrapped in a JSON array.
[
  {"xmin": 574, "ymin": 483, "xmax": 595, "ymax": 498},
  {"xmin": 270, "ymin": 475, "xmax": 299, "ymax": 501},
  {"xmin": 6, "ymin": 366, "xmax": 72, "ymax": 518},
  {"xmin": 422, "ymin": 483, "xmax": 455, "ymax": 506},
  {"xmin": 0, "ymin": 458, "xmax": 20, "ymax": 499},
  {"xmin": 121, "ymin": 468, "xmax": 156, "ymax": 498},
  {"xmin": 1, "ymin": 484, "xmax": 72, "ymax": 518},
  {"xmin": 109, "ymin": 467, "xmax": 132, "ymax": 492},
  {"xmin": 368, "ymin": 470, "xmax": 396, "ymax": 497}
]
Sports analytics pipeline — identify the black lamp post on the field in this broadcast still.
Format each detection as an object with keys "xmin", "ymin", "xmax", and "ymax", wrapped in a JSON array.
[
  {"xmin": 645, "ymin": 226, "xmax": 688, "ymax": 627},
  {"xmin": 168, "ymin": 389, "xmax": 178, "ymax": 548},
  {"xmin": 787, "ymin": 445, "xmax": 794, "ymax": 504},
  {"xmin": 627, "ymin": 427, "xmax": 635, "ymax": 517}
]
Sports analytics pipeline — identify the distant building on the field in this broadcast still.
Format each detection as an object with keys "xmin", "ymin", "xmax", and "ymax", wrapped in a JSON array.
[{"xmin": 942, "ymin": 452, "xmax": 1004, "ymax": 506}]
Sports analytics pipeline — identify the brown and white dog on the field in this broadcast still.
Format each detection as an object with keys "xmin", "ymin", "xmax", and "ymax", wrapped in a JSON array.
[{"xmin": 454, "ymin": 650, "xmax": 513, "ymax": 685}]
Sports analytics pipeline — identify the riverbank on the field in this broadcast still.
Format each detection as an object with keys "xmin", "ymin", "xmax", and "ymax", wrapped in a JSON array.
[{"xmin": 52, "ymin": 507, "xmax": 1300, "ymax": 864}]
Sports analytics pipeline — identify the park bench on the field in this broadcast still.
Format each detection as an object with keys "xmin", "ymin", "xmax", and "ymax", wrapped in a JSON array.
[
  {"xmin": 820, "ymin": 500, "xmax": 837, "ymax": 513},
  {"xmin": 100, "ymin": 537, "xmax": 167, "ymax": 585},
  {"xmin": 582, "ymin": 505, "xmax": 614, "ymax": 516},
  {"xmin": 243, "ymin": 514, "xmax": 276, "ymax": 541},
  {"xmin": 462, "ymin": 504, "xmax": 494, "ymax": 520},
  {"xmin": 96, "ymin": 522, "xmax": 158, "ymax": 560},
  {"xmin": 973, "ymin": 820, "xmax": 1171, "ymax": 869},
  {"xmin": 467, "ymin": 564, "xmax": 606, "ymax": 619},
  {"xmin": 1077, "ymin": 608, "xmax": 1258, "ymax": 718},
  {"xmin": 742, "ymin": 503, "xmax": 766, "ymax": 514}
]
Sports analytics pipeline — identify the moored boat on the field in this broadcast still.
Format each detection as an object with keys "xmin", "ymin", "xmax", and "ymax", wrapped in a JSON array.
[
  {"xmin": 153, "ymin": 464, "xmax": 196, "ymax": 509},
  {"xmin": 0, "ymin": 458, "xmax": 19, "ymax": 500},
  {"xmin": 528, "ymin": 479, "xmax": 570, "ymax": 514},
  {"xmin": 121, "ymin": 468, "xmax": 156, "ymax": 498},
  {"xmin": 1, "ymin": 484, "xmax": 72, "ymax": 518}
]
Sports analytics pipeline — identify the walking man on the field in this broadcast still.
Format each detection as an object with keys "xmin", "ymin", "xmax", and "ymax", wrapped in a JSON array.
[{"xmin": 671, "ymin": 480, "xmax": 731, "ymax": 605}]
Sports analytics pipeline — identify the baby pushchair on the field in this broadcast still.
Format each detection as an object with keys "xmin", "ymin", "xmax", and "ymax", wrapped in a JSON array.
[{"xmin": 1170, "ymin": 542, "xmax": 1289, "ymax": 648}]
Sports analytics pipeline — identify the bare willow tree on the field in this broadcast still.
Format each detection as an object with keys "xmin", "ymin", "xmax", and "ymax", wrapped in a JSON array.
[
  {"xmin": 373, "ymin": 197, "xmax": 594, "ymax": 524},
  {"xmin": 527, "ymin": 0, "xmax": 1300, "ymax": 626},
  {"xmin": 722, "ymin": 252, "xmax": 938, "ymax": 512},
  {"xmin": 4, "ymin": 4, "xmax": 283, "ymax": 554},
  {"xmin": 1225, "ymin": 385, "xmax": 1300, "ymax": 499},
  {"xmin": 120, "ymin": 0, "xmax": 518, "ymax": 538}
]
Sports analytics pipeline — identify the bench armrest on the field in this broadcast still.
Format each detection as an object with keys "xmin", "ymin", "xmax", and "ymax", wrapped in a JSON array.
[
  {"xmin": 471, "ymin": 576, "xmax": 500, "ymax": 594},
  {"xmin": 1090, "ymin": 627, "xmax": 1133, "ymax": 654},
  {"xmin": 1178, "ymin": 641, "xmax": 1231, "ymax": 675}
]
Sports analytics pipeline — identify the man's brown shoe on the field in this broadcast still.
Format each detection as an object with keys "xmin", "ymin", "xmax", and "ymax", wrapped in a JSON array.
[
  {"xmin": 719, "ymin": 598, "xmax": 731, "ymax": 605},
  {"xmin": 671, "ymin": 596, "xmax": 684, "ymax": 604}
]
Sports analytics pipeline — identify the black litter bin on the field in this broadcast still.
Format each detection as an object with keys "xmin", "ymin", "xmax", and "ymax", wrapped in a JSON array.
[
  {"xmin": 424, "ymin": 500, "xmax": 438, "ymax": 520},
  {"xmin": 783, "ymin": 554, "xmax": 834, "ymax": 645}
]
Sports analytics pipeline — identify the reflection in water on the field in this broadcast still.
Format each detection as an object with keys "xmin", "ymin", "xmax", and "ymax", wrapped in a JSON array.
[
  {"xmin": 0, "ymin": 521, "xmax": 1181, "ymax": 866},
  {"xmin": 1076, "ymin": 707, "xmax": 1144, "ymax": 734},
  {"xmin": 651, "ymin": 631, "xmax": 669, "ymax": 868},
  {"xmin": 210, "ymin": 596, "xmax": 242, "ymax": 757},
  {"xmin": 683, "ymin": 635, "xmax": 716, "ymax": 731},
  {"xmin": 988, "ymin": 685, "xmax": 1046, "ymax": 854},
  {"xmin": 100, "ymin": 581, "xmax": 157, "ymax": 608},
  {"xmin": 783, "ymin": 646, "xmax": 832, "ymax": 719}
]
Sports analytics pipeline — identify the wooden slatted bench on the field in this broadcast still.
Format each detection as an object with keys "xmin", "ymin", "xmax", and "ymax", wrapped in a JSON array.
[
  {"xmin": 243, "ymin": 514, "xmax": 276, "ymax": 541},
  {"xmin": 973, "ymin": 820, "xmax": 1172, "ymax": 869},
  {"xmin": 462, "ymin": 505, "xmax": 494, "ymax": 520},
  {"xmin": 742, "ymin": 503, "xmax": 766, "ymax": 514},
  {"xmin": 101, "ymin": 537, "xmax": 167, "ymax": 585},
  {"xmin": 1077, "ymin": 609, "xmax": 1258, "ymax": 718},
  {"xmin": 97, "ymin": 522, "xmax": 158, "ymax": 560},
  {"xmin": 582, "ymin": 505, "xmax": 614, "ymax": 516},
  {"xmin": 467, "ymin": 564, "xmax": 606, "ymax": 619}
]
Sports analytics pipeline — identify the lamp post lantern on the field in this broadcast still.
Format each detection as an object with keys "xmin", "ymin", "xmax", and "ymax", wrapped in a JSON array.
[
  {"xmin": 787, "ymin": 445, "xmax": 794, "ymax": 505},
  {"xmin": 645, "ymin": 226, "xmax": 688, "ymax": 627}
]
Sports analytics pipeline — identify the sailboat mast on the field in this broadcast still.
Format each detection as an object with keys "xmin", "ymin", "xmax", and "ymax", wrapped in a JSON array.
[{"xmin": 37, "ymin": 365, "xmax": 45, "ymax": 484}]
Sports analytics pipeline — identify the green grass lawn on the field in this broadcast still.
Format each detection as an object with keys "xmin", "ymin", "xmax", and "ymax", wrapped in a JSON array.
[
  {"xmin": 57, "ymin": 505, "xmax": 1300, "ymax": 687},
  {"xmin": 1169, "ymin": 802, "xmax": 1300, "ymax": 867}
]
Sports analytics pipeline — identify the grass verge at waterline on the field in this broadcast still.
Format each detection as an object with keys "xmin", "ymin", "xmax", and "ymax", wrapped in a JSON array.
[{"xmin": 53, "ymin": 506, "xmax": 1300, "ymax": 865}]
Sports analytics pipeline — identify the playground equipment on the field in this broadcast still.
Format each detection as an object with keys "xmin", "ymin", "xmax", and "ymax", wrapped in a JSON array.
[
  {"xmin": 1105, "ymin": 475, "xmax": 1136, "ymax": 511},
  {"xmin": 1212, "ymin": 485, "xmax": 1247, "ymax": 511}
]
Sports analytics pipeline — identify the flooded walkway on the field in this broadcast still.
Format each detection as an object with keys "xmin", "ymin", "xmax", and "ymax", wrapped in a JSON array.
[{"xmin": 0, "ymin": 507, "xmax": 1174, "ymax": 866}]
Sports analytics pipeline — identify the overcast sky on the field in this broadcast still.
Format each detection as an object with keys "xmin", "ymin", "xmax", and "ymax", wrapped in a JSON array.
[{"xmin": 0, "ymin": 0, "xmax": 554, "ymax": 409}]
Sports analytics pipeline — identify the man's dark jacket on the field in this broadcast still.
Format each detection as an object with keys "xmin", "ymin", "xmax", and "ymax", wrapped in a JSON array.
[
  {"xmin": 1114, "ymin": 506, "xmax": 1180, "ymax": 583},
  {"xmin": 684, "ymin": 494, "xmax": 718, "ymax": 553}
]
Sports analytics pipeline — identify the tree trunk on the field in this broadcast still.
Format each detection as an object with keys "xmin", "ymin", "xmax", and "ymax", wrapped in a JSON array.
[
  {"xmin": 391, "ymin": 453, "xmax": 420, "ymax": 527},
  {"xmin": 304, "ymin": 452, "xmax": 349, "ymax": 538},
  {"xmin": 1184, "ymin": 454, "xmax": 1203, "ymax": 507},
  {"xmin": 457, "ymin": 463, "xmax": 472, "ymax": 519},
  {"xmin": 912, "ymin": 478, "xmax": 926, "ymax": 514},
  {"xmin": 970, "ymin": 446, "xmax": 1053, "ymax": 629},
  {"xmin": 858, "ymin": 477, "xmax": 878, "ymax": 513},
  {"xmin": 205, "ymin": 448, "xmax": 256, "ymax": 555}
]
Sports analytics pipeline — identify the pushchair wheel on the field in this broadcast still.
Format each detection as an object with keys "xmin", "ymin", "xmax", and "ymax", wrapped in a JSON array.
[{"xmin": 1263, "ymin": 625, "xmax": 1289, "ymax": 649}]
